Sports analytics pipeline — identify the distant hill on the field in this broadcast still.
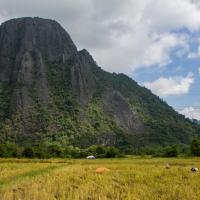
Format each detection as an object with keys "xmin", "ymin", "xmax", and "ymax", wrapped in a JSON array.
[
  {"xmin": 191, "ymin": 119, "xmax": 200, "ymax": 125},
  {"xmin": 0, "ymin": 17, "xmax": 199, "ymax": 151}
]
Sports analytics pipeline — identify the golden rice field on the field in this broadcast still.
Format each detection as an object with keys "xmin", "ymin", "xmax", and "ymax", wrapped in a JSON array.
[{"xmin": 0, "ymin": 157, "xmax": 200, "ymax": 200}]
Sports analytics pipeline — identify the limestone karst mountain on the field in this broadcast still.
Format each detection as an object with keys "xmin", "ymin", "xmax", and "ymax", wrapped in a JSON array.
[{"xmin": 0, "ymin": 17, "xmax": 199, "ymax": 150}]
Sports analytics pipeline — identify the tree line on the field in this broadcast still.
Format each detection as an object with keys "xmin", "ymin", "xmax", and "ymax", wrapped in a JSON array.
[
  {"xmin": 0, "ymin": 138, "xmax": 200, "ymax": 158},
  {"xmin": 140, "ymin": 138, "xmax": 200, "ymax": 157},
  {"xmin": 0, "ymin": 143, "xmax": 122, "ymax": 158}
]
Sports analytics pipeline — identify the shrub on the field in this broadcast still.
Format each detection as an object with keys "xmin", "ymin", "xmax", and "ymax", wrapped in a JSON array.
[
  {"xmin": 87, "ymin": 145, "xmax": 107, "ymax": 157},
  {"xmin": 71, "ymin": 147, "xmax": 81, "ymax": 158},
  {"xmin": 105, "ymin": 147, "xmax": 120, "ymax": 158},
  {"xmin": 0, "ymin": 143, "xmax": 22, "ymax": 158},
  {"xmin": 95, "ymin": 146, "xmax": 106, "ymax": 155},
  {"xmin": 33, "ymin": 144, "xmax": 49, "ymax": 158},
  {"xmin": 22, "ymin": 146, "xmax": 35, "ymax": 158},
  {"xmin": 48, "ymin": 145, "xmax": 63, "ymax": 158},
  {"xmin": 87, "ymin": 146, "xmax": 121, "ymax": 158},
  {"xmin": 163, "ymin": 145, "xmax": 178, "ymax": 157},
  {"xmin": 79, "ymin": 149, "xmax": 90, "ymax": 158},
  {"xmin": 63, "ymin": 146, "xmax": 74, "ymax": 158},
  {"xmin": 141, "ymin": 146, "xmax": 158, "ymax": 155},
  {"xmin": 0, "ymin": 144, "xmax": 7, "ymax": 157},
  {"xmin": 191, "ymin": 139, "xmax": 200, "ymax": 156}
]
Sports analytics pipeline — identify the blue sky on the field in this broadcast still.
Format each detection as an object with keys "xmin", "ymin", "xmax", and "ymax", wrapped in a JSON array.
[
  {"xmin": 0, "ymin": 0, "xmax": 200, "ymax": 119},
  {"xmin": 133, "ymin": 58, "xmax": 200, "ymax": 111},
  {"xmin": 133, "ymin": 43, "xmax": 200, "ymax": 108},
  {"xmin": 132, "ymin": 31, "xmax": 200, "ymax": 119}
]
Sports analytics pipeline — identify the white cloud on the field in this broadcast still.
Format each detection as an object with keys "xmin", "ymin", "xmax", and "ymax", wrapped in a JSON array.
[
  {"xmin": 180, "ymin": 107, "xmax": 200, "ymax": 120},
  {"xmin": 142, "ymin": 0, "xmax": 200, "ymax": 32},
  {"xmin": 144, "ymin": 73, "xmax": 194, "ymax": 97},
  {"xmin": 1, "ymin": 0, "xmax": 200, "ymax": 73},
  {"xmin": 198, "ymin": 67, "xmax": 200, "ymax": 74},
  {"xmin": 133, "ymin": 33, "xmax": 187, "ymax": 68},
  {"xmin": 92, "ymin": 32, "xmax": 187, "ymax": 73}
]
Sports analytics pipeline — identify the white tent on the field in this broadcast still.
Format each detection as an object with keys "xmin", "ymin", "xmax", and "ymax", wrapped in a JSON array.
[{"xmin": 86, "ymin": 155, "xmax": 95, "ymax": 159}]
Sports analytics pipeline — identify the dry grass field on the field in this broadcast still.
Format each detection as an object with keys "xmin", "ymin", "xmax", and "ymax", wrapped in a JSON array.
[{"xmin": 0, "ymin": 157, "xmax": 200, "ymax": 200}]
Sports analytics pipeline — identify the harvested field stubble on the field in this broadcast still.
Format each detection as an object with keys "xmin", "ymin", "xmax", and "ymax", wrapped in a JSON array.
[{"xmin": 0, "ymin": 158, "xmax": 200, "ymax": 200}]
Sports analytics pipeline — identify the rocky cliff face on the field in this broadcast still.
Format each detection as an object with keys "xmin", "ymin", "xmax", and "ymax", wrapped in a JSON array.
[
  {"xmin": 0, "ymin": 18, "xmax": 75, "ymax": 126},
  {"xmin": 0, "ymin": 18, "xmax": 95, "ymax": 136},
  {"xmin": 0, "ymin": 17, "xmax": 199, "ymax": 148}
]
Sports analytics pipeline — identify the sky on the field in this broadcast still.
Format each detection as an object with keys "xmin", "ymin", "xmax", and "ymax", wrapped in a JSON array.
[{"xmin": 0, "ymin": 0, "xmax": 200, "ymax": 120}]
